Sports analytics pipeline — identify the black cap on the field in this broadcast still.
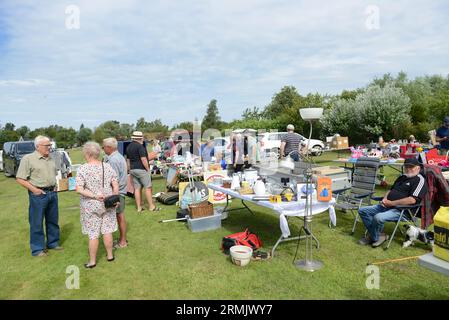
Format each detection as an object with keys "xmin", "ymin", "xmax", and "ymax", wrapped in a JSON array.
[{"xmin": 404, "ymin": 158, "xmax": 420, "ymax": 167}]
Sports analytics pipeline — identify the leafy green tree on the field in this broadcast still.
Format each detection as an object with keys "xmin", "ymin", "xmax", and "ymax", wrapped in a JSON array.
[
  {"xmin": 55, "ymin": 128, "xmax": 77, "ymax": 149},
  {"xmin": 263, "ymin": 86, "xmax": 302, "ymax": 119},
  {"xmin": 118, "ymin": 123, "xmax": 135, "ymax": 140},
  {"xmin": 93, "ymin": 127, "xmax": 107, "ymax": 143},
  {"xmin": 172, "ymin": 121, "xmax": 194, "ymax": 131},
  {"xmin": 357, "ymin": 84, "xmax": 411, "ymax": 140},
  {"xmin": 3, "ymin": 123, "xmax": 15, "ymax": 131},
  {"xmin": 99, "ymin": 121, "xmax": 121, "ymax": 138},
  {"xmin": 339, "ymin": 89, "xmax": 364, "ymax": 100},
  {"xmin": 136, "ymin": 117, "xmax": 148, "ymax": 132},
  {"xmin": 0, "ymin": 129, "xmax": 20, "ymax": 148},
  {"xmin": 320, "ymin": 98, "xmax": 359, "ymax": 140},
  {"xmin": 322, "ymin": 83, "xmax": 411, "ymax": 143},
  {"xmin": 136, "ymin": 118, "xmax": 168, "ymax": 135},
  {"xmin": 16, "ymin": 126, "xmax": 30, "ymax": 140},
  {"xmin": 202, "ymin": 99, "xmax": 222, "ymax": 131},
  {"xmin": 227, "ymin": 118, "xmax": 278, "ymax": 131},
  {"xmin": 29, "ymin": 128, "xmax": 47, "ymax": 139},
  {"xmin": 242, "ymin": 107, "xmax": 264, "ymax": 121},
  {"xmin": 77, "ymin": 126, "xmax": 93, "ymax": 146}
]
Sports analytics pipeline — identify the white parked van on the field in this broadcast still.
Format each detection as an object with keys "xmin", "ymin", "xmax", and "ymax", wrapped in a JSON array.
[{"xmin": 258, "ymin": 132, "xmax": 325, "ymax": 156}]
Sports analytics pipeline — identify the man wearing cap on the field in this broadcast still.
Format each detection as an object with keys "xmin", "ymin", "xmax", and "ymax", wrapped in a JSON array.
[
  {"xmin": 280, "ymin": 124, "xmax": 302, "ymax": 161},
  {"xmin": 436, "ymin": 116, "xmax": 449, "ymax": 155},
  {"xmin": 126, "ymin": 131, "xmax": 160, "ymax": 212},
  {"xmin": 357, "ymin": 158, "xmax": 427, "ymax": 247},
  {"xmin": 16, "ymin": 135, "xmax": 63, "ymax": 257}
]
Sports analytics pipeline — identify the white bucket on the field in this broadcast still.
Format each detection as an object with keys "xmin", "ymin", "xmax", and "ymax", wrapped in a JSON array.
[{"xmin": 230, "ymin": 245, "xmax": 253, "ymax": 267}]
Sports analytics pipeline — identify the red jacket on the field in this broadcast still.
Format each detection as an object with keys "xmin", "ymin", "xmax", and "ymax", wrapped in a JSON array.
[{"xmin": 421, "ymin": 165, "xmax": 449, "ymax": 228}]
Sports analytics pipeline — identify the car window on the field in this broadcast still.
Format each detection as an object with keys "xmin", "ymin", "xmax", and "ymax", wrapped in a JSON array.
[
  {"xmin": 17, "ymin": 142, "xmax": 35, "ymax": 154},
  {"xmin": 3, "ymin": 142, "xmax": 13, "ymax": 154}
]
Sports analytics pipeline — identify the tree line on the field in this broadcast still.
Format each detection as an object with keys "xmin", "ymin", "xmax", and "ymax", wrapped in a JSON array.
[{"xmin": 1, "ymin": 72, "xmax": 448, "ymax": 149}]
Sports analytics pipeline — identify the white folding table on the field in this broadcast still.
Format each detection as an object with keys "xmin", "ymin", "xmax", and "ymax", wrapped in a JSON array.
[{"xmin": 208, "ymin": 184, "xmax": 336, "ymax": 257}]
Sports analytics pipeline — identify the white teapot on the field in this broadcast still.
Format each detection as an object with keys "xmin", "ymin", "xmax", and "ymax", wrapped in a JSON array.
[{"xmin": 253, "ymin": 179, "xmax": 266, "ymax": 196}]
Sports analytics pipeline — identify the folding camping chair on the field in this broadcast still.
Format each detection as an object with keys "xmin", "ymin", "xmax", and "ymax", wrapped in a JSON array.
[
  {"xmin": 370, "ymin": 196, "xmax": 422, "ymax": 250},
  {"xmin": 333, "ymin": 157, "xmax": 381, "ymax": 234}
]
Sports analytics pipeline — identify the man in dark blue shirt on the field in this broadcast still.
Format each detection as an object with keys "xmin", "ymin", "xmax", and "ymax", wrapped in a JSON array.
[
  {"xmin": 200, "ymin": 140, "xmax": 215, "ymax": 162},
  {"xmin": 357, "ymin": 158, "xmax": 427, "ymax": 248},
  {"xmin": 436, "ymin": 116, "xmax": 449, "ymax": 155}
]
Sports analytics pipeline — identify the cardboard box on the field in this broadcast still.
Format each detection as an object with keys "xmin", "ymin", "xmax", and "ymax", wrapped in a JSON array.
[
  {"xmin": 57, "ymin": 178, "xmax": 68, "ymax": 192},
  {"xmin": 313, "ymin": 166, "xmax": 345, "ymax": 175},
  {"xmin": 331, "ymin": 136, "xmax": 349, "ymax": 149}
]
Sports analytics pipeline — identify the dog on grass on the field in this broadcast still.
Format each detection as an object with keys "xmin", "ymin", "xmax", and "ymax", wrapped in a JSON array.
[{"xmin": 402, "ymin": 225, "xmax": 434, "ymax": 248}]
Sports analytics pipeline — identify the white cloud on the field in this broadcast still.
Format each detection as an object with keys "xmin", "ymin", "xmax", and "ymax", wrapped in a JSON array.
[{"xmin": 0, "ymin": 79, "xmax": 53, "ymax": 87}]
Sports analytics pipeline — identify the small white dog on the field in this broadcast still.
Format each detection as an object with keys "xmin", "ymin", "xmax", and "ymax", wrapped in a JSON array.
[{"xmin": 402, "ymin": 225, "xmax": 434, "ymax": 248}]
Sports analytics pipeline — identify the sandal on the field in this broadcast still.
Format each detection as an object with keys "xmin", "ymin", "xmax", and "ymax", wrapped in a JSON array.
[
  {"xmin": 137, "ymin": 208, "xmax": 145, "ymax": 213},
  {"xmin": 251, "ymin": 251, "xmax": 271, "ymax": 261},
  {"xmin": 149, "ymin": 206, "xmax": 162, "ymax": 212},
  {"xmin": 113, "ymin": 240, "xmax": 128, "ymax": 249},
  {"xmin": 84, "ymin": 263, "xmax": 96, "ymax": 269},
  {"xmin": 107, "ymin": 256, "xmax": 115, "ymax": 262}
]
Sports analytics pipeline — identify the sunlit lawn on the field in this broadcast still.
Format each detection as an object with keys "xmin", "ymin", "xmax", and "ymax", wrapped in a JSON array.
[{"xmin": 0, "ymin": 149, "xmax": 448, "ymax": 299}]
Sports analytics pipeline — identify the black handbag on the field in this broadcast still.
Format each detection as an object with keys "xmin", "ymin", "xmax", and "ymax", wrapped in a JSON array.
[{"xmin": 102, "ymin": 162, "xmax": 120, "ymax": 209}]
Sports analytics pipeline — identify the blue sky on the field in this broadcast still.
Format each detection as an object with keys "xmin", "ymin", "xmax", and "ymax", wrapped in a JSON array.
[{"xmin": 0, "ymin": 0, "xmax": 449, "ymax": 129}]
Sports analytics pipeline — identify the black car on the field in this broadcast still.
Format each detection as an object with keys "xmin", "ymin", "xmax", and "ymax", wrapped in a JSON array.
[{"xmin": 2, "ymin": 141, "xmax": 35, "ymax": 177}]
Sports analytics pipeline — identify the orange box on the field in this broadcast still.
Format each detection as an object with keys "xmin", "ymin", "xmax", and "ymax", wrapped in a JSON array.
[{"xmin": 317, "ymin": 176, "xmax": 332, "ymax": 202}]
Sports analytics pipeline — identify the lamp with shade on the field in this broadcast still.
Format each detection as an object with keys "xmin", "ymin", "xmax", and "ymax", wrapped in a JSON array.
[{"xmin": 294, "ymin": 107, "xmax": 324, "ymax": 272}]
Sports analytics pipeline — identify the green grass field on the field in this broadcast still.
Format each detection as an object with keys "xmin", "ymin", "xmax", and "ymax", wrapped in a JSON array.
[{"xmin": 1, "ymin": 149, "xmax": 448, "ymax": 299}]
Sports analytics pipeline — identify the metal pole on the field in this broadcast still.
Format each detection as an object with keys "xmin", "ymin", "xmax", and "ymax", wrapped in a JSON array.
[{"xmin": 294, "ymin": 120, "xmax": 323, "ymax": 272}]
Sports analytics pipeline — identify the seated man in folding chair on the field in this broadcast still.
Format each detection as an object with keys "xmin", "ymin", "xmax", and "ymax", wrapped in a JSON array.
[{"xmin": 358, "ymin": 158, "xmax": 427, "ymax": 248}]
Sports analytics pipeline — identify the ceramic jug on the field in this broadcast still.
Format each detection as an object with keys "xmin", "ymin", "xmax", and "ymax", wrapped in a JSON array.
[
  {"xmin": 253, "ymin": 179, "xmax": 266, "ymax": 196},
  {"xmin": 231, "ymin": 173, "xmax": 241, "ymax": 190}
]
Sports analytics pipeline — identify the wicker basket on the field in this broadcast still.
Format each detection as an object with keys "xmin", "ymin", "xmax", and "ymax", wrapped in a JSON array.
[
  {"xmin": 223, "ymin": 181, "xmax": 232, "ymax": 189},
  {"xmin": 188, "ymin": 201, "xmax": 214, "ymax": 219}
]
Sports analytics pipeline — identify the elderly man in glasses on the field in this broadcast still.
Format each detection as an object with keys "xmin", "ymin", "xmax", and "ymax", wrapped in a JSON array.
[{"xmin": 16, "ymin": 135, "xmax": 62, "ymax": 257}]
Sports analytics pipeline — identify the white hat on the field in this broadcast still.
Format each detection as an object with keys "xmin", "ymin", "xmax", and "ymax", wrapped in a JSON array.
[
  {"xmin": 131, "ymin": 131, "xmax": 144, "ymax": 139},
  {"xmin": 287, "ymin": 124, "xmax": 295, "ymax": 130}
]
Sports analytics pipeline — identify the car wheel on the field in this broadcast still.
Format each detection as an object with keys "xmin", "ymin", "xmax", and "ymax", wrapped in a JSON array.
[{"xmin": 312, "ymin": 145, "xmax": 323, "ymax": 156}]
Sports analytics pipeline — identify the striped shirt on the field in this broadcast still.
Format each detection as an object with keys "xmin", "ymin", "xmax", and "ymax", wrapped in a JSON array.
[
  {"xmin": 281, "ymin": 132, "xmax": 301, "ymax": 156},
  {"xmin": 387, "ymin": 173, "xmax": 427, "ymax": 202}
]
